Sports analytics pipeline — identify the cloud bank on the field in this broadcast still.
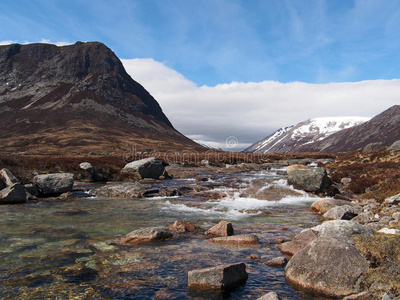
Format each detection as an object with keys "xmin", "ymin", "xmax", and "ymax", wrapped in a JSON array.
[{"xmin": 122, "ymin": 58, "xmax": 400, "ymax": 150}]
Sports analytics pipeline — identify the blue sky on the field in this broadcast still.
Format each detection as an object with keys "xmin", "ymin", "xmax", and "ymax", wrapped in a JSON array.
[
  {"xmin": 2, "ymin": 0, "xmax": 400, "ymax": 86},
  {"xmin": 1, "ymin": 0, "xmax": 400, "ymax": 149}
]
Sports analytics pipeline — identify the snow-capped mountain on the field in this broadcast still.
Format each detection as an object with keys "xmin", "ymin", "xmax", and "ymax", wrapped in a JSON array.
[{"xmin": 245, "ymin": 116, "xmax": 370, "ymax": 153}]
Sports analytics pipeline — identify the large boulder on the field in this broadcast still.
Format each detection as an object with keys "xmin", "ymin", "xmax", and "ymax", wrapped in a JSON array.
[
  {"xmin": 121, "ymin": 157, "xmax": 165, "ymax": 179},
  {"xmin": 313, "ymin": 220, "xmax": 374, "ymax": 240},
  {"xmin": 285, "ymin": 237, "xmax": 369, "ymax": 298},
  {"xmin": 322, "ymin": 204, "xmax": 363, "ymax": 220},
  {"xmin": 0, "ymin": 183, "xmax": 27, "ymax": 204},
  {"xmin": 33, "ymin": 173, "xmax": 74, "ymax": 195},
  {"xmin": 188, "ymin": 262, "xmax": 248, "ymax": 290},
  {"xmin": 387, "ymin": 140, "xmax": 400, "ymax": 151},
  {"xmin": 287, "ymin": 167, "xmax": 331, "ymax": 193},
  {"xmin": 116, "ymin": 227, "xmax": 173, "ymax": 244}
]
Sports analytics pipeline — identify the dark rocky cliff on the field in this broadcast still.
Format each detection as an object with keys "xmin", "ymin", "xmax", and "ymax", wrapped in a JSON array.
[{"xmin": 0, "ymin": 42, "xmax": 202, "ymax": 154}]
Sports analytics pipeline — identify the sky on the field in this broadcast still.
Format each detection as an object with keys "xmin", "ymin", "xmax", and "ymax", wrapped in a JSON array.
[{"xmin": 1, "ymin": 0, "xmax": 400, "ymax": 150}]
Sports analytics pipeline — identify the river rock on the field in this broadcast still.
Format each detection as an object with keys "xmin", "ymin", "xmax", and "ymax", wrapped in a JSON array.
[
  {"xmin": 387, "ymin": 140, "xmax": 400, "ymax": 151},
  {"xmin": 208, "ymin": 234, "xmax": 259, "ymax": 245},
  {"xmin": 0, "ymin": 168, "xmax": 19, "ymax": 187},
  {"xmin": 322, "ymin": 204, "xmax": 363, "ymax": 220},
  {"xmin": 257, "ymin": 291, "xmax": 281, "ymax": 300},
  {"xmin": 117, "ymin": 227, "xmax": 173, "ymax": 244},
  {"xmin": 188, "ymin": 262, "xmax": 248, "ymax": 290},
  {"xmin": 384, "ymin": 193, "xmax": 400, "ymax": 206},
  {"xmin": 0, "ymin": 183, "xmax": 27, "ymax": 204},
  {"xmin": 285, "ymin": 237, "xmax": 369, "ymax": 298},
  {"xmin": 264, "ymin": 257, "xmax": 288, "ymax": 267},
  {"xmin": 286, "ymin": 164, "xmax": 308, "ymax": 173},
  {"xmin": 313, "ymin": 220, "xmax": 374, "ymax": 239},
  {"xmin": 351, "ymin": 211, "xmax": 375, "ymax": 224},
  {"xmin": 311, "ymin": 198, "xmax": 354, "ymax": 214},
  {"xmin": 167, "ymin": 221, "xmax": 204, "ymax": 233},
  {"xmin": 33, "ymin": 173, "xmax": 74, "ymax": 195},
  {"xmin": 205, "ymin": 221, "xmax": 233, "ymax": 236},
  {"xmin": 121, "ymin": 157, "xmax": 165, "ymax": 179},
  {"xmin": 93, "ymin": 182, "xmax": 146, "ymax": 198},
  {"xmin": 287, "ymin": 167, "xmax": 331, "ymax": 193},
  {"xmin": 279, "ymin": 228, "xmax": 318, "ymax": 256}
]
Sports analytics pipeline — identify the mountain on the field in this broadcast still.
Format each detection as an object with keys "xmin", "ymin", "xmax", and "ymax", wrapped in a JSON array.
[
  {"xmin": 305, "ymin": 105, "xmax": 400, "ymax": 152},
  {"xmin": 0, "ymin": 42, "xmax": 203, "ymax": 154},
  {"xmin": 245, "ymin": 117, "xmax": 370, "ymax": 153}
]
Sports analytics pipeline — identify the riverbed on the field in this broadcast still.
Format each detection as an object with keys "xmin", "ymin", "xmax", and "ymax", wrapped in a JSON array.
[{"xmin": 0, "ymin": 169, "xmax": 331, "ymax": 299}]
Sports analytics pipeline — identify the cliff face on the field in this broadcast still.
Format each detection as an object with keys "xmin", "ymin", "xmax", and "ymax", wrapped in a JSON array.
[{"xmin": 0, "ymin": 42, "xmax": 202, "ymax": 154}]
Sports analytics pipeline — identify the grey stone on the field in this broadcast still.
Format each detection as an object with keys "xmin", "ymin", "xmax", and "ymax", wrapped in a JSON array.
[
  {"xmin": 351, "ymin": 212, "xmax": 375, "ymax": 224},
  {"xmin": 188, "ymin": 262, "xmax": 248, "ymax": 290},
  {"xmin": 122, "ymin": 157, "xmax": 165, "ymax": 179},
  {"xmin": 363, "ymin": 142, "xmax": 387, "ymax": 152},
  {"xmin": 79, "ymin": 162, "xmax": 93, "ymax": 170},
  {"xmin": 384, "ymin": 193, "xmax": 400, "ymax": 206},
  {"xmin": 323, "ymin": 205, "xmax": 363, "ymax": 220},
  {"xmin": 279, "ymin": 228, "xmax": 318, "ymax": 256},
  {"xmin": 33, "ymin": 173, "xmax": 74, "ymax": 195},
  {"xmin": 387, "ymin": 140, "xmax": 400, "ymax": 151},
  {"xmin": 0, "ymin": 183, "xmax": 27, "ymax": 204},
  {"xmin": 311, "ymin": 198, "xmax": 356, "ymax": 214},
  {"xmin": 257, "ymin": 291, "xmax": 281, "ymax": 300},
  {"xmin": 285, "ymin": 237, "xmax": 369, "ymax": 298},
  {"xmin": 314, "ymin": 220, "xmax": 374, "ymax": 239},
  {"xmin": 287, "ymin": 167, "xmax": 332, "ymax": 193}
]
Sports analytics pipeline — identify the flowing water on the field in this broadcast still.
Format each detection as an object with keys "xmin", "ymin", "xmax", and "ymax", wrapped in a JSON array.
[{"xmin": 0, "ymin": 170, "xmax": 331, "ymax": 299}]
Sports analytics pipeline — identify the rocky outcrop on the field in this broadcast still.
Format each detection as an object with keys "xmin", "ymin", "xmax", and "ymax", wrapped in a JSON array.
[
  {"xmin": 208, "ymin": 234, "xmax": 259, "ymax": 245},
  {"xmin": 33, "ymin": 173, "xmax": 74, "ymax": 195},
  {"xmin": 363, "ymin": 142, "xmax": 387, "ymax": 152},
  {"xmin": 116, "ymin": 227, "xmax": 173, "ymax": 244},
  {"xmin": 387, "ymin": 140, "xmax": 400, "ymax": 151},
  {"xmin": 285, "ymin": 237, "xmax": 369, "ymax": 297},
  {"xmin": 205, "ymin": 221, "xmax": 234, "ymax": 236},
  {"xmin": 287, "ymin": 167, "xmax": 331, "ymax": 193},
  {"xmin": 121, "ymin": 157, "xmax": 166, "ymax": 179},
  {"xmin": 188, "ymin": 263, "xmax": 248, "ymax": 290}
]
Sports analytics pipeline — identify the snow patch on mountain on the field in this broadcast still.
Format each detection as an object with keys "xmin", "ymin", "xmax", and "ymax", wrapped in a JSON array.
[{"xmin": 246, "ymin": 116, "xmax": 370, "ymax": 153}]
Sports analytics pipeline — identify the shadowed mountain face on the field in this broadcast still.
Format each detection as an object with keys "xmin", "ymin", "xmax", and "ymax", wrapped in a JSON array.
[{"xmin": 0, "ymin": 42, "xmax": 203, "ymax": 154}]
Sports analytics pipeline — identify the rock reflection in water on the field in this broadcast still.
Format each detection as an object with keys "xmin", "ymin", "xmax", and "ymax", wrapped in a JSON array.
[{"xmin": 0, "ymin": 170, "xmax": 331, "ymax": 299}]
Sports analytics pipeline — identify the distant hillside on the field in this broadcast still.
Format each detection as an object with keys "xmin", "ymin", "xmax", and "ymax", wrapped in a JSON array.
[
  {"xmin": 245, "ymin": 117, "xmax": 369, "ymax": 153},
  {"xmin": 0, "ymin": 42, "xmax": 203, "ymax": 154},
  {"xmin": 305, "ymin": 105, "xmax": 400, "ymax": 152}
]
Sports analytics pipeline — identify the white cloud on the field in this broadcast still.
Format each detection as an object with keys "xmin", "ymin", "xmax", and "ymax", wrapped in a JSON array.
[
  {"xmin": 0, "ymin": 39, "xmax": 72, "ymax": 46},
  {"xmin": 124, "ymin": 59, "xmax": 400, "ymax": 150},
  {"xmin": 0, "ymin": 40, "xmax": 17, "ymax": 45}
]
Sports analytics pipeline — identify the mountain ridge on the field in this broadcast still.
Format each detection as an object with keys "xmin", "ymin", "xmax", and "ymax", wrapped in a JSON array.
[{"xmin": 0, "ymin": 42, "xmax": 203, "ymax": 154}]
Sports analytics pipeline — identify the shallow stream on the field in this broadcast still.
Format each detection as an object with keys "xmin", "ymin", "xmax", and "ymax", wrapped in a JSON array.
[{"xmin": 0, "ymin": 170, "xmax": 331, "ymax": 299}]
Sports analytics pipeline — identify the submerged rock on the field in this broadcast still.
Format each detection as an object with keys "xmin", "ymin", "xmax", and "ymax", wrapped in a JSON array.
[
  {"xmin": 287, "ymin": 167, "xmax": 331, "ymax": 193},
  {"xmin": 121, "ymin": 157, "xmax": 166, "ymax": 179},
  {"xmin": 167, "ymin": 221, "xmax": 204, "ymax": 233},
  {"xmin": 286, "ymin": 237, "xmax": 369, "ymax": 297},
  {"xmin": 257, "ymin": 292, "xmax": 281, "ymax": 300},
  {"xmin": 117, "ymin": 227, "xmax": 173, "ymax": 244},
  {"xmin": 208, "ymin": 234, "xmax": 259, "ymax": 245},
  {"xmin": 264, "ymin": 257, "xmax": 288, "ymax": 268},
  {"xmin": 188, "ymin": 262, "xmax": 248, "ymax": 290},
  {"xmin": 205, "ymin": 221, "xmax": 234, "ymax": 237},
  {"xmin": 33, "ymin": 173, "xmax": 74, "ymax": 195}
]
